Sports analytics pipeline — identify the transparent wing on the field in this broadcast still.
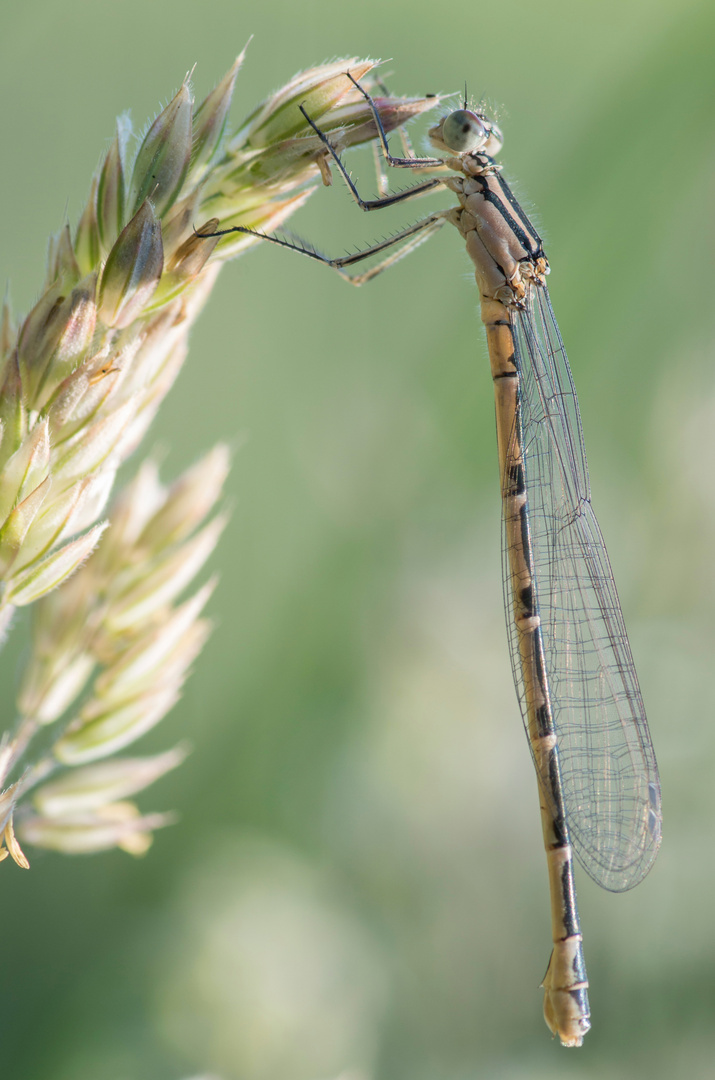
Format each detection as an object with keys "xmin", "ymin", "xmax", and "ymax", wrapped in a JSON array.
[{"xmin": 503, "ymin": 285, "xmax": 662, "ymax": 892}]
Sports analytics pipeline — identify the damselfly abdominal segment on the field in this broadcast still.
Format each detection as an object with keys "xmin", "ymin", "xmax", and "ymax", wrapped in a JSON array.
[{"xmin": 207, "ymin": 73, "xmax": 662, "ymax": 1047}]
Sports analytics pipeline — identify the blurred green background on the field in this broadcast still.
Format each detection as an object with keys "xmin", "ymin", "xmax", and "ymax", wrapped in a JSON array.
[{"xmin": 1, "ymin": 1, "xmax": 714, "ymax": 1077}]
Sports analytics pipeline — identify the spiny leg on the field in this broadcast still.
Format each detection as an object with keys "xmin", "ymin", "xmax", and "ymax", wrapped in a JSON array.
[
  {"xmin": 370, "ymin": 87, "xmax": 445, "ymax": 196},
  {"xmin": 204, "ymin": 76, "xmax": 451, "ymax": 279},
  {"xmin": 372, "ymin": 78, "xmax": 444, "ymax": 174},
  {"xmin": 345, "ymin": 72, "xmax": 445, "ymax": 170},
  {"xmin": 205, "ymin": 213, "xmax": 447, "ymax": 286},
  {"xmin": 297, "ymin": 76, "xmax": 448, "ymax": 212}
]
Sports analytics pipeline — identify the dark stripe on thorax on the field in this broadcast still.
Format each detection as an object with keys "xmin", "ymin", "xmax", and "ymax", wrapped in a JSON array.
[
  {"xmin": 494, "ymin": 173, "xmax": 544, "ymax": 256},
  {"xmin": 472, "ymin": 164, "xmax": 541, "ymax": 258}
]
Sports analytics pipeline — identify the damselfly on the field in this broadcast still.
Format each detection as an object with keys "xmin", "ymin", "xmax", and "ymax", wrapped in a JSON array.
[{"xmin": 207, "ymin": 73, "xmax": 663, "ymax": 1046}]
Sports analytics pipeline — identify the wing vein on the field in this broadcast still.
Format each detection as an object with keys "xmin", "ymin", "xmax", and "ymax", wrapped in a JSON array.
[{"xmin": 502, "ymin": 284, "xmax": 662, "ymax": 893}]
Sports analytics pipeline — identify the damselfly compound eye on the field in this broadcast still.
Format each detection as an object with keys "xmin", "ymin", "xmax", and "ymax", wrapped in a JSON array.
[{"xmin": 441, "ymin": 109, "xmax": 488, "ymax": 152}]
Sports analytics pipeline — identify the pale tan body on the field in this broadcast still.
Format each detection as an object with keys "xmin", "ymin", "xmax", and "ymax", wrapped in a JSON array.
[{"xmin": 445, "ymin": 154, "xmax": 590, "ymax": 1045}]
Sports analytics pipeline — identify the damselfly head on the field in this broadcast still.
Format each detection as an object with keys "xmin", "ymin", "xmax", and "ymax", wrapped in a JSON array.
[{"xmin": 429, "ymin": 108, "xmax": 502, "ymax": 158}]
